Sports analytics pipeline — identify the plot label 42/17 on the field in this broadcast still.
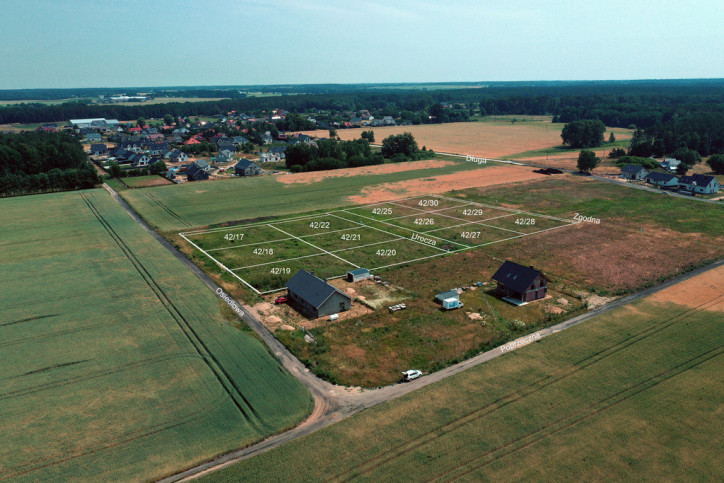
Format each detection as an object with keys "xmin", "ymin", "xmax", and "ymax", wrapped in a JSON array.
[{"xmin": 224, "ymin": 233, "xmax": 244, "ymax": 241}]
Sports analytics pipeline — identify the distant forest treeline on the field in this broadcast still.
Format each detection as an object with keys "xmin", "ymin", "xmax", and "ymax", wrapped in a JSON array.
[
  {"xmin": 0, "ymin": 132, "xmax": 99, "ymax": 196},
  {"xmin": 3, "ymin": 80, "xmax": 724, "ymax": 127}
]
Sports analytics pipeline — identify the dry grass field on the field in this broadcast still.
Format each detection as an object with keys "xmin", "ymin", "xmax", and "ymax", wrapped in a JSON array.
[{"xmin": 299, "ymin": 117, "xmax": 632, "ymax": 160}]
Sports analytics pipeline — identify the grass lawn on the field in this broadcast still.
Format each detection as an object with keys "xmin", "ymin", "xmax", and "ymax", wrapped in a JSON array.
[
  {"xmin": 119, "ymin": 160, "xmax": 487, "ymax": 232},
  {"xmin": 0, "ymin": 189, "xmax": 312, "ymax": 481},
  {"xmin": 202, "ymin": 267, "xmax": 724, "ymax": 482}
]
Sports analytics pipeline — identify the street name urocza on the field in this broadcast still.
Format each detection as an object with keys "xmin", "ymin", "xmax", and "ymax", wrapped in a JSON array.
[
  {"xmin": 465, "ymin": 155, "xmax": 487, "ymax": 165},
  {"xmin": 499, "ymin": 332, "xmax": 541, "ymax": 353},
  {"xmin": 411, "ymin": 232, "xmax": 437, "ymax": 246},
  {"xmin": 216, "ymin": 288, "xmax": 245, "ymax": 317}
]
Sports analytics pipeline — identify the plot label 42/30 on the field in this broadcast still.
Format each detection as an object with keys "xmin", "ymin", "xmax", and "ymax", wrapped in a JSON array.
[{"xmin": 418, "ymin": 199, "xmax": 439, "ymax": 207}]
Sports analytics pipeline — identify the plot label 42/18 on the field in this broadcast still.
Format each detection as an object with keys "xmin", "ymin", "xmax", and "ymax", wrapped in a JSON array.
[{"xmin": 253, "ymin": 248, "xmax": 273, "ymax": 255}]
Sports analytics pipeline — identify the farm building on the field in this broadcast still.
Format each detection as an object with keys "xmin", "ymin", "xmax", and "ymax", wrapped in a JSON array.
[
  {"xmin": 678, "ymin": 174, "xmax": 722, "ymax": 194},
  {"xmin": 659, "ymin": 158, "xmax": 681, "ymax": 171},
  {"xmin": 347, "ymin": 268, "xmax": 372, "ymax": 282},
  {"xmin": 645, "ymin": 172, "xmax": 679, "ymax": 189},
  {"xmin": 187, "ymin": 160, "xmax": 210, "ymax": 181},
  {"xmin": 620, "ymin": 164, "xmax": 649, "ymax": 180},
  {"xmin": 234, "ymin": 159, "xmax": 262, "ymax": 177},
  {"xmin": 491, "ymin": 261, "xmax": 549, "ymax": 305},
  {"xmin": 435, "ymin": 290, "xmax": 460, "ymax": 303},
  {"xmin": 286, "ymin": 269, "xmax": 352, "ymax": 318}
]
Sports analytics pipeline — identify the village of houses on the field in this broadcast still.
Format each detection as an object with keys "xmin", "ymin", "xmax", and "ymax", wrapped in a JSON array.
[
  {"xmin": 56, "ymin": 108, "xmax": 403, "ymax": 183},
  {"xmin": 37, "ymin": 110, "xmax": 721, "ymax": 197}
]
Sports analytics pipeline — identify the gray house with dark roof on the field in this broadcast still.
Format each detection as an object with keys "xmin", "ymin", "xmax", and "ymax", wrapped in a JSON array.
[
  {"xmin": 492, "ymin": 261, "xmax": 549, "ymax": 304},
  {"xmin": 89, "ymin": 143, "xmax": 108, "ymax": 155},
  {"xmin": 620, "ymin": 164, "xmax": 649, "ymax": 180},
  {"xmin": 645, "ymin": 172, "xmax": 679, "ymax": 189},
  {"xmin": 187, "ymin": 160, "xmax": 210, "ymax": 181},
  {"xmin": 285, "ymin": 269, "xmax": 352, "ymax": 318},
  {"xmin": 234, "ymin": 159, "xmax": 262, "ymax": 177},
  {"xmin": 678, "ymin": 174, "xmax": 721, "ymax": 194}
]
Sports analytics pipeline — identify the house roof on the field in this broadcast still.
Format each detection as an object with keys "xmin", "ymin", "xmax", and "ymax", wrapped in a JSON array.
[
  {"xmin": 679, "ymin": 174, "xmax": 719, "ymax": 186},
  {"xmin": 187, "ymin": 160, "xmax": 209, "ymax": 177},
  {"xmin": 286, "ymin": 269, "xmax": 351, "ymax": 309},
  {"xmin": 234, "ymin": 159, "xmax": 258, "ymax": 169},
  {"xmin": 621, "ymin": 164, "xmax": 647, "ymax": 173},
  {"xmin": 491, "ymin": 261, "xmax": 546, "ymax": 294},
  {"xmin": 645, "ymin": 172, "xmax": 678, "ymax": 182},
  {"xmin": 90, "ymin": 143, "xmax": 107, "ymax": 151}
]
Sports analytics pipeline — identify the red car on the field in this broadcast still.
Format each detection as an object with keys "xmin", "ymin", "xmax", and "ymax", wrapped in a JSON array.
[{"xmin": 274, "ymin": 296, "xmax": 288, "ymax": 305}]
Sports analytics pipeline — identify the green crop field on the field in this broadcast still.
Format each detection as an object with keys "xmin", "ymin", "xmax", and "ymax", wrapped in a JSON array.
[
  {"xmin": 0, "ymin": 189, "xmax": 311, "ymax": 481},
  {"xmin": 202, "ymin": 271, "xmax": 724, "ymax": 482},
  {"xmin": 119, "ymin": 160, "xmax": 488, "ymax": 232},
  {"xmin": 181, "ymin": 195, "xmax": 576, "ymax": 293}
]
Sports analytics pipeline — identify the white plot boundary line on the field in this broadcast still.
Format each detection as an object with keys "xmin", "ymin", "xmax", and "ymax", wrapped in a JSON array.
[
  {"xmin": 180, "ymin": 193, "xmax": 581, "ymax": 295},
  {"xmin": 266, "ymin": 224, "xmax": 361, "ymax": 269},
  {"xmin": 178, "ymin": 233, "xmax": 262, "ymax": 295}
]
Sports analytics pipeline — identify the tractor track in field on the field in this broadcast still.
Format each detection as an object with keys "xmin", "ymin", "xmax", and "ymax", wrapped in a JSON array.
[
  {"xmin": 435, "ymin": 346, "xmax": 724, "ymax": 482},
  {"xmin": 326, "ymin": 292, "xmax": 724, "ymax": 482},
  {"xmin": 81, "ymin": 193, "xmax": 262, "ymax": 429},
  {"xmin": 100, "ymin": 184, "xmax": 724, "ymax": 482}
]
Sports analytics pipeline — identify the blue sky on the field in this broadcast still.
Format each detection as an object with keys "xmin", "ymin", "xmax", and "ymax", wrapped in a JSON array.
[{"xmin": 1, "ymin": 0, "xmax": 723, "ymax": 89}]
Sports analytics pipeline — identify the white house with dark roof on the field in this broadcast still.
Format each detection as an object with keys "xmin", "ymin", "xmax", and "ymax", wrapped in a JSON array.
[
  {"xmin": 645, "ymin": 172, "xmax": 679, "ymax": 189},
  {"xmin": 678, "ymin": 174, "xmax": 722, "ymax": 194},
  {"xmin": 620, "ymin": 164, "xmax": 649, "ymax": 180}
]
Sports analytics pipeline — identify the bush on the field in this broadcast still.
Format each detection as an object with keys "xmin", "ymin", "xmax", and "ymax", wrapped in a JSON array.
[
  {"xmin": 615, "ymin": 156, "xmax": 659, "ymax": 170},
  {"xmin": 706, "ymin": 154, "xmax": 724, "ymax": 174}
]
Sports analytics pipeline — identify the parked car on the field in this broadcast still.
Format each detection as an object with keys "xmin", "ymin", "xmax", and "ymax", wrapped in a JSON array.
[
  {"xmin": 274, "ymin": 296, "xmax": 287, "ymax": 304},
  {"xmin": 401, "ymin": 369, "xmax": 423, "ymax": 382}
]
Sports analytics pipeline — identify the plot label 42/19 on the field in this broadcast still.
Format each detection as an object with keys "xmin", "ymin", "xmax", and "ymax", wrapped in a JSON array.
[{"xmin": 270, "ymin": 267, "xmax": 291, "ymax": 274}]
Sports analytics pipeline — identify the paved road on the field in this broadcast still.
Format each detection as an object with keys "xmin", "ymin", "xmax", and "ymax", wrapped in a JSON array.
[{"xmin": 102, "ymin": 184, "xmax": 723, "ymax": 481}]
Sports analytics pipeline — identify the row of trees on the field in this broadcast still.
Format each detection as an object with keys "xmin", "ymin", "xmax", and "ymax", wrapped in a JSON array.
[
  {"xmin": 285, "ymin": 133, "xmax": 434, "ymax": 173},
  {"xmin": 0, "ymin": 131, "xmax": 100, "ymax": 196}
]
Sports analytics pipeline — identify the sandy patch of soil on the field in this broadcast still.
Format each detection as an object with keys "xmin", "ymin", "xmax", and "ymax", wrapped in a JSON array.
[
  {"xmin": 298, "ymin": 122, "xmax": 567, "ymax": 158},
  {"xmin": 275, "ymin": 159, "xmax": 454, "ymax": 184},
  {"xmin": 648, "ymin": 264, "xmax": 724, "ymax": 312},
  {"xmin": 347, "ymin": 165, "xmax": 548, "ymax": 204}
]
